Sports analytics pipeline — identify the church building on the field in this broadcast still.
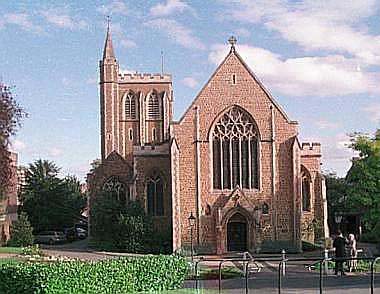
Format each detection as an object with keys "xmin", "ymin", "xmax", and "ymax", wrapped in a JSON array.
[{"xmin": 88, "ymin": 27, "xmax": 329, "ymax": 254}]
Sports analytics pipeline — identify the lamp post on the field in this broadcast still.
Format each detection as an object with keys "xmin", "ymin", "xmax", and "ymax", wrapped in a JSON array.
[{"xmin": 188, "ymin": 212, "xmax": 196, "ymax": 261}]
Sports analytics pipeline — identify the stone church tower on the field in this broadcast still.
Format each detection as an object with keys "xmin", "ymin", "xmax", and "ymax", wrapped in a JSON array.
[{"xmin": 88, "ymin": 28, "xmax": 328, "ymax": 254}]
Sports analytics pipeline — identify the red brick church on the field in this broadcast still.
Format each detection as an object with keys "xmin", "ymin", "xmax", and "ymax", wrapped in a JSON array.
[{"xmin": 88, "ymin": 27, "xmax": 329, "ymax": 254}]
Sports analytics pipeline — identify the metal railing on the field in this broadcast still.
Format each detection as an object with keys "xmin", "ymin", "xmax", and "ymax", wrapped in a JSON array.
[{"xmin": 191, "ymin": 252, "xmax": 380, "ymax": 294}]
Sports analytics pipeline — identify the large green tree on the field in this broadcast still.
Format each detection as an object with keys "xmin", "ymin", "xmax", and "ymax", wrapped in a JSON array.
[
  {"xmin": 345, "ymin": 130, "xmax": 380, "ymax": 232},
  {"xmin": 20, "ymin": 160, "xmax": 86, "ymax": 232},
  {"xmin": 0, "ymin": 83, "xmax": 26, "ymax": 200},
  {"xmin": 324, "ymin": 172, "xmax": 347, "ymax": 231}
]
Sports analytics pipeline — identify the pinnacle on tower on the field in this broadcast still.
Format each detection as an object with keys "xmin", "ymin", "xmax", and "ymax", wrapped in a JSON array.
[{"xmin": 103, "ymin": 16, "xmax": 115, "ymax": 60}]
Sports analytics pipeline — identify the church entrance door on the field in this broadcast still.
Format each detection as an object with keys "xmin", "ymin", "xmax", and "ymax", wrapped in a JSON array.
[{"xmin": 227, "ymin": 213, "xmax": 248, "ymax": 252}]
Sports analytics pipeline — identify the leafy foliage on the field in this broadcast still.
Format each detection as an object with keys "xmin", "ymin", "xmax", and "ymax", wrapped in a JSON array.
[
  {"xmin": 0, "ymin": 255, "xmax": 189, "ymax": 293},
  {"xmin": 91, "ymin": 189, "xmax": 155, "ymax": 253},
  {"xmin": 7, "ymin": 212, "xmax": 34, "ymax": 247},
  {"xmin": 345, "ymin": 130, "xmax": 380, "ymax": 236},
  {"xmin": 0, "ymin": 83, "xmax": 26, "ymax": 200},
  {"xmin": 324, "ymin": 172, "xmax": 348, "ymax": 231},
  {"xmin": 20, "ymin": 160, "xmax": 86, "ymax": 232}
]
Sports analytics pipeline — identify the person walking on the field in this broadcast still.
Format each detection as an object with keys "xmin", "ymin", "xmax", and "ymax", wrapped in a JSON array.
[
  {"xmin": 333, "ymin": 230, "xmax": 348, "ymax": 276},
  {"xmin": 347, "ymin": 233, "xmax": 358, "ymax": 272}
]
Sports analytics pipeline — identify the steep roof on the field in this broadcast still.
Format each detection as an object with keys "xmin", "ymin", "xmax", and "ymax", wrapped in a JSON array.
[{"xmin": 175, "ymin": 44, "xmax": 297, "ymax": 125}]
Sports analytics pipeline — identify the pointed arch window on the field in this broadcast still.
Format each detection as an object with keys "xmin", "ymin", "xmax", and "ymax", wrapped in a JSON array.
[
  {"xmin": 103, "ymin": 176, "xmax": 129, "ymax": 204},
  {"xmin": 147, "ymin": 176, "xmax": 164, "ymax": 216},
  {"xmin": 147, "ymin": 91, "xmax": 161, "ymax": 120},
  {"xmin": 301, "ymin": 166, "xmax": 311, "ymax": 212},
  {"xmin": 125, "ymin": 92, "xmax": 138, "ymax": 120},
  {"xmin": 212, "ymin": 107, "xmax": 259, "ymax": 190}
]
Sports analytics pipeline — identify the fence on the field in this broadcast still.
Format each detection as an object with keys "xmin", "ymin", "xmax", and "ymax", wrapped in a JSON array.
[{"xmin": 192, "ymin": 252, "xmax": 380, "ymax": 293}]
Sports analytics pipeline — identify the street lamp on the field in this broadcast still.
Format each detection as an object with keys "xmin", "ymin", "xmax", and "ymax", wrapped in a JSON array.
[
  {"xmin": 188, "ymin": 212, "xmax": 196, "ymax": 261},
  {"xmin": 335, "ymin": 212, "xmax": 342, "ymax": 231}
]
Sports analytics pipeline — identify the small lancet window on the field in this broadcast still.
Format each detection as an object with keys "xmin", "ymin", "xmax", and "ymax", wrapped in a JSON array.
[
  {"xmin": 129, "ymin": 128, "xmax": 133, "ymax": 141},
  {"xmin": 152, "ymin": 128, "xmax": 156, "ymax": 142},
  {"xmin": 232, "ymin": 74, "xmax": 236, "ymax": 85},
  {"xmin": 301, "ymin": 166, "xmax": 311, "ymax": 212}
]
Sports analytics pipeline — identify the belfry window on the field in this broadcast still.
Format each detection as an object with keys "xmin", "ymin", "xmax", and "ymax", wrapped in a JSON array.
[
  {"xmin": 125, "ymin": 92, "xmax": 137, "ymax": 120},
  {"xmin": 147, "ymin": 91, "xmax": 161, "ymax": 120},
  {"xmin": 212, "ymin": 107, "xmax": 259, "ymax": 190},
  {"xmin": 147, "ymin": 176, "xmax": 164, "ymax": 216},
  {"xmin": 103, "ymin": 176, "xmax": 129, "ymax": 204},
  {"xmin": 301, "ymin": 166, "xmax": 311, "ymax": 212}
]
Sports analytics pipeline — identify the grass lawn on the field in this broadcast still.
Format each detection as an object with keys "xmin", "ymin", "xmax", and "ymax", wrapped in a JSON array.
[
  {"xmin": 189, "ymin": 266, "xmax": 243, "ymax": 280},
  {"xmin": 314, "ymin": 260, "xmax": 380, "ymax": 272},
  {"xmin": 0, "ymin": 247, "xmax": 23, "ymax": 254},
  {"xmin": 0, "ymin": 258, "xmax": 21, "ymax": 265}
]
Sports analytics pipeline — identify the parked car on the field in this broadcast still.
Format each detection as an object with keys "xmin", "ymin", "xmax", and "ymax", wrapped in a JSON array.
[
  {"xmin": 35, "ymin": 231, "xmax": 67, "ymax": 245},
  {"xmin": 63, "ymin": 227, "xmax": 77, "ymax": 242},
  {"xmin": 76, "ymin": 227, "xmax": 87, "ymax": 239}
]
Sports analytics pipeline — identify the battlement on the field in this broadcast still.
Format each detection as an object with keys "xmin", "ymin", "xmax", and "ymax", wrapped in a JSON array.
[
  {"xmin": 118, "ymin": 72, "xmax": 172, "ymax": 83},
  {"xmin": 301, "ymin": 142, "xmax": 321, "ymax": 156}
]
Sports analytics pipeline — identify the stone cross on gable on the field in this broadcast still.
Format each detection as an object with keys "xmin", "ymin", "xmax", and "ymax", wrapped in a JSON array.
[{"xmin": 228, "ymin": 36, "xmax": 237, "ymax": 50}]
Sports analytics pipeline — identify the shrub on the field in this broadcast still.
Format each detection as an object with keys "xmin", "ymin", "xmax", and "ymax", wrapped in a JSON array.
[
  {"xmin": 7, "ymin": 212, "xmax": 34, "ymax": 247},
  {"xmin": 0, "ymin": 255, "xmax": 189, "ymax": 294},
  {"xmin": 91, "ymin": 191, "xmax": 154, "ymax": 253}
]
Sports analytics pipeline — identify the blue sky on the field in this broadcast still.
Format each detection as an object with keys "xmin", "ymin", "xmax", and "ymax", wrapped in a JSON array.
[{"xmin": 1, "ymin": 0, "xmax": 379, "ymax": 182}]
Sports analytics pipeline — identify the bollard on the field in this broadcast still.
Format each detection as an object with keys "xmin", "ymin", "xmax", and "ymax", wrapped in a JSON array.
[
  {"xmin": 323, "ymin": 249, "xmax": 329, "ymax": 275},
  {"xmin": 281, "ymin": 249, "xmax": 286, "ymax": 276}
]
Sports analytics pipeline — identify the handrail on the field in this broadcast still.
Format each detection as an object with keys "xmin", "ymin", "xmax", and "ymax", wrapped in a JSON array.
[{"xmin": 191, "ymin": 255, "xmax": 380, "ymax": 294}]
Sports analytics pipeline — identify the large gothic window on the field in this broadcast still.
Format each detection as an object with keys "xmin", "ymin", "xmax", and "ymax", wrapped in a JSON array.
[
  {"xmin": 147, "ymin": 91, "xmax": 161, "ymax": 120},
  {"xmin": 125, "ymin": 92, "xmax": 137, "ymax": 120},
  {"xmin": 301, "ymin": 166, "xmax": 311, "ymax": 212},
  {"xmin": 147, "ymin": 176, "xmax": 164, "ymax": 216},
  {"xmin": 212, "ymin": 107, "xmax": 259, "ymax": 190},
  {"xmin": 103, "ymin": 176, "xmax": 129, "ymax": 204}
]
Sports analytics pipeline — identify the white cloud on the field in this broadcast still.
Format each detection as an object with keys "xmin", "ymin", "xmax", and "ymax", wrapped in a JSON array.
[
  {"xmin": 40, "ymin": 8, "xmax": 88, "ymax": 30},
  {"xmin": 120, "ymin": 68, "xmax": 136, "ymax": 75},
  {"xmin": 144, "ymin": 19, "xmax": 205, "ymax": 50},
  {"xmin": 120, "ymin": 38, "xmax": 137, "ymax": 48},
  {"xmin": 234, "ymin": 28, "xmax": 250, "ymax": 38},
  {"xmin": 150, "ymin": 0, "xmax": 192, "ymax": 17},
  {"xmin": 224, "ymin": 0, "xmax": 380, "ymax": 65},
  {"xmin": 209, "ymin": 44, "xmax": 378, "ymax": 97},
  {"xmin": 86, "ymin": 77, "xmax": 98, "ymax": 85},
  {"xmin": 182, "ymin": 77, "xmax": 199, "ymax": 88},
  {"xmin": 97, "ymin": 1, "xmax": 129, "ymax": 16},
  {"xmin": 48, "ymin": 147, "xmax": 63, "ymax": 157},
  {"xmin": 362, "ymin": 103, "xmax": 380, "ymax": 123},
  {"xmin": 315, "ymin": 120, "xmax": 340, "ymax": 130},
  {"xmin": 2, "ymin": 13, "xmax": 43, "ymax": 33}
]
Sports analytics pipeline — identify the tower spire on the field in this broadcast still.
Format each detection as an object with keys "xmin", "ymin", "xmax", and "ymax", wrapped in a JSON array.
[{"xmin": 103, "ymin": 16, "xmax": 115, "ymax": 60}]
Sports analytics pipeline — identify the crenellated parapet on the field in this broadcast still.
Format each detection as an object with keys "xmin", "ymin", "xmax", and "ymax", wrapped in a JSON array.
[
  {"xmin": 301, "ymin": 142, "xmax": 321, "ymax": 157},
  {"xmin": 118, "ymin": 73, "xmax": 172, "ymax": 83}
]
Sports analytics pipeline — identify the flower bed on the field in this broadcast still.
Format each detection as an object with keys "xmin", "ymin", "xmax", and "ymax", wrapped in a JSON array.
[{"xmin": 0, "ymin": 255, "xmax": 189, "ymax": 293}]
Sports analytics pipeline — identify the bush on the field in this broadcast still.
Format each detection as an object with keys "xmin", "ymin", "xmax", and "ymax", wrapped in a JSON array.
[
  {"xmin": 91, "ymin": 191, "xmax": 154, "ymax": 253},
  {"xmin": 7, "ymin": 212, "xmax": 34, "ymax": 247},
  {"xmin": 0, "ymin": 255, "xmax": 189, "ymax": 293}
]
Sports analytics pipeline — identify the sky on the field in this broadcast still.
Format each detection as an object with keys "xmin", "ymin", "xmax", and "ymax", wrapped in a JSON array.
[{"xmin": 1, "ymin": 0, "xmax": 379, "ymax": 182}]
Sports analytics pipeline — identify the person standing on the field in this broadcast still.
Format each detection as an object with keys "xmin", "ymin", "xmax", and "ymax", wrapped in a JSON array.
[
  {"xmin": 347, "ymin": 233, "xmax": 358, "ymax": 272},
  {"xmin": 333, "ymin": 230, "xmax": 348, "ymax": 276}
]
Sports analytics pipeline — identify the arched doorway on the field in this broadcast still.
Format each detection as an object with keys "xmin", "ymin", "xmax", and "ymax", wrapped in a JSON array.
[{"xmin": 227, "ymin": 212, "xmax": 248, "ymax": 252}]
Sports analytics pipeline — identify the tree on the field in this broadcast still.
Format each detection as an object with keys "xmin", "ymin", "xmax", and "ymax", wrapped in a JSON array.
[
  {"xmin": 345, "ymin": 130, "xmax": 380, "ymax": 233},
  {"xmin": 8, "ymin": 212, "xmax": 34, "ymax": 247},
  {"xmin": 20, "ymin": 160, "xmax": 86, "ymax": 232},
  {"xmin": 0, "ymin": 83, "xmax": 26, "ymax": 199},
  {"xmin": 324, "ymin": 172, "xmax": 348, "ymax": 231}
]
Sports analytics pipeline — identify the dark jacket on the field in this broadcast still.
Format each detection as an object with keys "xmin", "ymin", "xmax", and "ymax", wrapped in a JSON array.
[{"xmin": 333, "ymin": 236, "xmax": 348, "ymax": 257}]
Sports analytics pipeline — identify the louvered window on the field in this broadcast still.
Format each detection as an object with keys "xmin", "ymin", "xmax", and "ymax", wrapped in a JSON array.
[
  {"xmin": 125, "ymin": 92, "xmax": 137, "ymax": 120},
  {"xmin": 148, "ymin": 92, "xmax": 161, "ymax": 120}
]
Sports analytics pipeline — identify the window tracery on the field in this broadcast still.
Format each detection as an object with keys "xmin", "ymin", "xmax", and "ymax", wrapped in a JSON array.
[
  {"xmin": 212, "ymin": 107, "xmax": 259, "ymax": 190},
  {"xmin": 125, "ymin": 92, "xmax": 137, "ymax": 120},
  {"xmin": 147, "ymin": 176, "xmax": 164, "ymax": 216}
]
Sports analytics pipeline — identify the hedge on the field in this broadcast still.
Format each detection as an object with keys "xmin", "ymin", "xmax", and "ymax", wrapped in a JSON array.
[{"xmin": 0, "ymin": 255, "xmax": 189, "ymax": 293}]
